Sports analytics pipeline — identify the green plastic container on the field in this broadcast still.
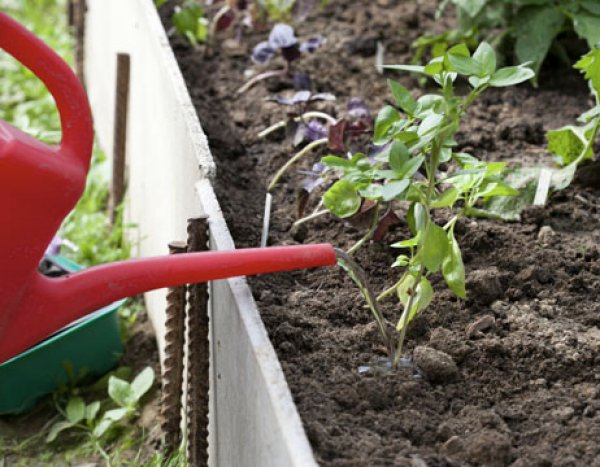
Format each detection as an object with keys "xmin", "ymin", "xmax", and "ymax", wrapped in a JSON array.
[{"xmin": 0, "ymin": 255, "xmax": 125, "ymax": 414}]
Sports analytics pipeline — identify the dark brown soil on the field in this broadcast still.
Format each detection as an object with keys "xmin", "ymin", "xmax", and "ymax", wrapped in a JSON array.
[{"xmin": 163, "ymin": 1, "xmax": 600, "ymax": 465}]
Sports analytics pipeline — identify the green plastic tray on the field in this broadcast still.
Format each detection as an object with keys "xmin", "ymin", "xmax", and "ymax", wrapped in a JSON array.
[{"xmin": 0, "ymin": 255, "xmax": 125, "ymax": 414}]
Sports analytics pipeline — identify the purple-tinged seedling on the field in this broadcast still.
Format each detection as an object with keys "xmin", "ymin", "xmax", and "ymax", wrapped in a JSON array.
[{"xmin": 237, "ymin": 23, "xmax": 324, "ymax": 94}]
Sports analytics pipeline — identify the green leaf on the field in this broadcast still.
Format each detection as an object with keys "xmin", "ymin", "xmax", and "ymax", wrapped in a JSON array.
[
  {"xmin": 418, "ymin": 112, "xmax": 444, "ymax": 136},
  {"xmin": 131, "ymin": 367, "xmax": 154, "ymax": 402},
  {"xmin": 387, "ymin": 80, "xmax": 417, "ymax": 115},
  {"xmin": 547, "ymin": 125, "xmax": 593, "ymax": 165},
  {"xmin": 575, "ymin": 48, "xmax": 600, "ymax": 97},
  {"xmin": 396, "ymin": 155, "xmax": 425, "ymax": 179},
  {"xmin": 442, "ymin": 231, "xmax": 466, "ymax": 298},
  {"xmin": 389, "ymin": 141, "xmax": 410, "ymax": 172},
  {"xmin": 431, "ymin": 187, "xmax": 460, "ymax": 208},
  {"xmin": 573, "ymin": 13, "xmax": 600, "ymax": 48},
  {"xmin": 581, "ymin": 0, "xmax": 600, "ymax": 15},
  {"xmin": 391, "ymin": 232, "xmax": 421, "ymax": 249},
  {"xmin": 86, "ymin": 401, "xmax": 101, "ymax": 422},
  {"xmin": 46, "ymin": 421, "xmax": 75, "ymax": 443},
  {"xmin": 551, "ymin": 161, "xmax": 577, "ymax": 191},
  {"xmin": 359, "ymin": 184, "xmax": 383, "ymax": 199},
  {"xmin": 323, "ymin": 180, "xmax": 361, "ymax": 218},
  {"xmin": 381, "ymin": 179, "xmax": 410, "ymax": 201},
  {"xmin": 322, "ymin": 155, "xmax": 353, "ymax": 169},
  {"xmin": 374, "ymin": 105, "xmax": 403, "ymax": 144},
  {"xmin": 477, "ymin": 182, "xmax": 519, "ymax": 198},
  {"xmin": 472, "ymin": 41, "xmax": 496, "ymax": 76},
  {"xmin": 448, "ymin": 53, "xmax": 482, "ymax": 76},
  {"xmin": 514, "ymin": 5, "xmax": 565, "ymax": 76},
  {"xmin": 108, "ymin": 376, "xmax": 135, "ymax": 408},
  {"xmin": 396, "ymin": 276, "xmax": 434, "ymax": 331},
  {"xmin": 392, "ymin": 254, "xmax": 410, "ymax": 268},
  {"xmin": 489, "ymin": 66, "xmax": 535, "ymax": 87},
  {"xmin": 424, "ymin": 57, "xmax": 445, "ymax": 75},
  {"xmin": 383, "ymin": 64, "xmax": 427, "ymax": 75},
  {"xmin": 66, "ymin": 397, "xmax": 85, "ymax": 424},
  {"xmin": 452, "ymin": 0, "xmax": 486, "ymax": 17},
  {"xmin": 419, "ymin": 222, "xmax": 449, "ymax": 273},
  {"xmin": 393, "ymin": 131, "xmax": 419, "ymax": 145},
  {"xmin": 447, "ymin": 43, "xmax": 470, "ymax": 57},
  {"xmin": 407, "ymin": 202, "xmax": 428, "ymax": 235},
  {"xmin": 93, "ymin": 408, "xmax": 129, "ymax": 438}
]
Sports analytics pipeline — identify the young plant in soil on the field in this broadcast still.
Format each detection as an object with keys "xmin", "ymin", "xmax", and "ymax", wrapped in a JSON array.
[
  {"xmin": 238, "ymin": 23, "xmax": 324, "ymax": 94},
  {"xmin": 547, "ymin": 46, "xmax": 600, "ymax": 187},
  {"xmin": 418, "ymin": 0, "xmax": 600, "ymax": 80},
  {"xmin": 170, "ymin": 0, "xmax": 210, "ymax": 46},
  {"xmin": 324, "ymin": 43, "xmax": 534, "ymax": 368}
]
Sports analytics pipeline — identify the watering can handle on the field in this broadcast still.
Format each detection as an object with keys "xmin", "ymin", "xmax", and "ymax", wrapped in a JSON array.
[{"xmin": 0, "ymin": 12, "xmax": 93, "ymax": 169}]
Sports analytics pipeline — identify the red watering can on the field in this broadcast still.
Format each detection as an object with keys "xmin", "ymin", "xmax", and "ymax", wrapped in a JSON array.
[{"xmin": 0, "ymin": 13, "xmax": 336, "ymax": 364}]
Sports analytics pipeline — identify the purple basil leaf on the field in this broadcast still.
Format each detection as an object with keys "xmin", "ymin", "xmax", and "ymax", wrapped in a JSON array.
[
  {"xmin": 269, "ymin": 90, "xmax": 313, "ymax": 106},
  {"xmin": 268, "ymin": 23, "xmax": 298, "ymax": 49},
  {"xmin": 251, "ymin": 41, "xmax": 276, "ymax": 64},
  {"xmin": 292, "ymin": 90, "xmax": 312, "ymax": 103},
  {"xmin": 328, "ymin": 119, "xmax": 347, "ymax": 152},
  {"xmin": 216, "ymin": 9, "xmax": 235, "ymax": 31},
  {"xmin": 373, "ymin": 208, "xmax": 401, "ymax": 242},
  {"xmin": 302, "ymin": 176, "xmax": 325, "ymax": 193},
  {"xmin": 293, "ymin": 72, "xmax": 312, "ymax": 90},
  {"xmin": 281, "ymin": 44, "xmax": 301, "ymax": 62},
  {"xmin": 299, "ymin": 35, "xmax": 325, "ymax": 53},
  {"xmin": 293, "ymin": 122, "xmax": 308, "ymax": 146},
  {"xmin": 309, "ymin": 92, "xmax": 336, "ymax": 102},
  {"xmin": 305, "ymin": 119, "xmax": 328, "ymax": 141},
  {"xmin": 347, "ymin": 97, "xmax": 371, "ymax": 120}
]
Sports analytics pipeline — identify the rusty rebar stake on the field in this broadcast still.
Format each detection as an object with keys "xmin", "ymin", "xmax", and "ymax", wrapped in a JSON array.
[
  {"xmin": 186, "ymin": 216, "xmax": 210, "ymax": 467},
  {"xmin": 109, "ymin": 53, "xmax": 130, "ymax": 226},
  {"xmin": 161, "ymin": 241, "xmax": 188, "ymax": 455}
]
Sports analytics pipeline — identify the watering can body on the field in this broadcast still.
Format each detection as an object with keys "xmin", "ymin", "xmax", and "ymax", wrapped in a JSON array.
[{"xmin": 0, "ymin": 13, "xmax": 336, "ymax": 364}]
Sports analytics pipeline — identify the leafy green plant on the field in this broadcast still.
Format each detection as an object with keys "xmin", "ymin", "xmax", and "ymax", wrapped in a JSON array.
[
  {"xmin": 547, "ymin": 47, "xmax": 600, "ymax": 180},
  {"xmin": 323, "ymin": 43, "xmax": 533, "ymax": 366},
  {"xmin": 420, "ymin": 0, "xmax": 600, "ymax": 80},
  {"xmin": 172, "ymin": 0, "xmax": 209, "ymax": 46},
  {"xmin": 47, "ymin": 367, "xmax": 155, "ymax": 445}
]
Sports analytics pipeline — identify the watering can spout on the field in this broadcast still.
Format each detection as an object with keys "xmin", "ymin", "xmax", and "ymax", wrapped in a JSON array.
[{"xmin": 0, "ymin": 244, "xmax": 336, "ymax": 364}]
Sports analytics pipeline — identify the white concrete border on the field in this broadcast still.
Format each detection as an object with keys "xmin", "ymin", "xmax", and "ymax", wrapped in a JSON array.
[{"xmin": 84, "ymin": 1, "xmax": 317, "ymax": 465}]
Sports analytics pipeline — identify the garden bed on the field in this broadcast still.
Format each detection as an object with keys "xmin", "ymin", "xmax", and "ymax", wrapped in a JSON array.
[{"xmin": 162, "ymin": 0, "xmax": 599, "ymax": 464}]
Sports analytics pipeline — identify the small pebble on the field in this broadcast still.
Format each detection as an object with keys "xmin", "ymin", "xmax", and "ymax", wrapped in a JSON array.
[
  {"xmin": 537, "ymin": 225, "xmax": 555, "ymax": 244},
  {"xmin": 413, "ymin": 346, "xmax": 459, "ymax": 384}
]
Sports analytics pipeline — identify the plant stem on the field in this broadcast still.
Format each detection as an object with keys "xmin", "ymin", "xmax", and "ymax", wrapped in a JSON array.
[
  {"xmin": 258, "ymin": 111, "xmax": 337, "ymax": 138},
  {"xmin": 392, "ymin": 138, "xmax": 442, "ymax": 367},
  {"xmin": 347, "ymin": 202, "xmax": 380, "ymax": 255},
  {"xmin": 236, "ymin": 69, "xmax": 287, "ymax": 95},
  {"xmin": 267, "ymin": 138, "xmax": 328, "ymax": 191},
  {"xmin": 292, "ymin": 208, "xmax": 328, "ymax": 228},
  {"xmin": 392, "ymin": 265, "xmax": 425, "ymax": 367},
  {"xmin": 335, "ymin": 248, "xmax": 394, "ymax": 359},
  {"xmin": 377, "ymin": 276, "xmax": 405, "ymax": 302}
]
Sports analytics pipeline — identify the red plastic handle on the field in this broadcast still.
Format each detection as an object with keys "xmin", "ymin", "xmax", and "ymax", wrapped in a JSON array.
[{"xmin": 0, "ymin": 12, "xmax": 93, "ymax": 170}]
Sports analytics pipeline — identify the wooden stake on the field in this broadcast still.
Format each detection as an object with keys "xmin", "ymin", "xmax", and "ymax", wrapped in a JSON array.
[{"xmin": 109, "ymin": 53, "xmax": 131, "ymax": 225}]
